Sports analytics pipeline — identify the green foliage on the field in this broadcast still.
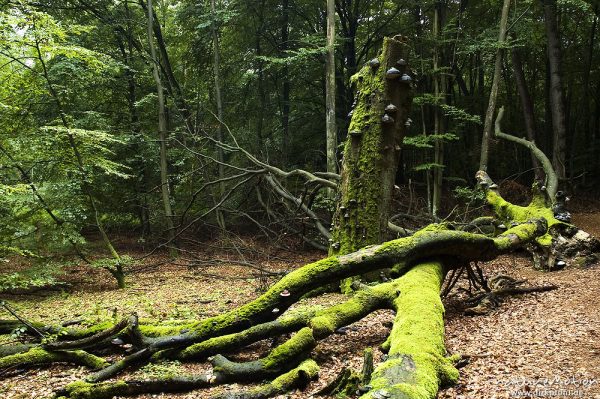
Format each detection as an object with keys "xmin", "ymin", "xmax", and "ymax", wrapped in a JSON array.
[
  {"xmin": 0, "ymin": 262, "xmax": 62, "ymax": 291},
  {"xmin": 413, "ymin": 162, "xmax": 446, "ymax": 172},
  {"xmin": 9, "ymin": 325, "xmax": 28, "ymax": 340},
  {"xmin": 0, "ymin": 0, "xmax": 597, "ymax": 277},
  {"xmin": 404, "ymin": 134, "xmax": 459, "ymax": 149},
  {"xmin": 453, "ymin": 186, "xmax": 485, "ymax": 204},
  {"xmin": 312, "ymin": 192, "xmax": 336, "ymax": 212},
  {"xmin": 438, "ymin": 105, "xmax": 481, "ymax": 125}
]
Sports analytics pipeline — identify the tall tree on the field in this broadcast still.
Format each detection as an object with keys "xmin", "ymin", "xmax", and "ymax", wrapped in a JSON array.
[
  {"xmin": 326, "ymin": 0, "xmax": 338, "ymax": 179},
  {"xmin": 210, "ymin": 0, "xmax": 227, "ymax": 229},
  {"xmin": 511, "ymin": 40, "xmax": 544, "ymax": 180},
  {"xmin": 330, "ymin": 36, "xmax": 412, "ymax": 289},
  {"xmin": 280, "ymin": 0, "xmax": 291, "ymax": 166},
  {"xmin": 146, "ymin": 0, "xmax": 177, "ymax": 255},
  {"xmin": 432, "ymin": 1, "xmax": 445, "ymax": 217},
  {"xmin": 542, "ymin": 0, "xmax": 568, "ymax": 182},
  {"xmin": 480, "ymin": 0, "xmax": 511, "ymax": 171}
]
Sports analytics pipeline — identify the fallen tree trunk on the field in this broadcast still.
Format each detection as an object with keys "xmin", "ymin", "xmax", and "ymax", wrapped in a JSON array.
[
  {"xmin": 365, "ymin": 261, "xmax": 458, "ymax": 399},
  {"xmin": 0, "ymin": 203, "xmax": 553, "ymax": 398}
]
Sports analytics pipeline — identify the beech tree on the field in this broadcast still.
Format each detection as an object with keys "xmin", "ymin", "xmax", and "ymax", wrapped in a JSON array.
[{"xmin": 1, "ymin": 36, "xmax": 598, "ymax": 399}]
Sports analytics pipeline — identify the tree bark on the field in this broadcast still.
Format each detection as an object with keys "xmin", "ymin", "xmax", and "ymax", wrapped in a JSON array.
[
  {"xmin": 432, "ymin": 2, "xmax": 445, "ymax": 217},
  {"xmin": 479, "ymin": 0, "xmax": 511, "ymax": 171},
  {"xmin": 210, "ymin": 0, "xmax": 227, "ymax": 230},
  {"xmin": 146, "ymin": 0, "xmax": 177, "ymax": 256},
  {"xmin": 326, "ymin": 0, "xmax": 338, "ymax": 182},
  {"xmin": 542, "ymin": 0, "xmax": 568, "ymax": 182},
  {"xmin": 280, "ymin": 0, "xmax": 290, "ymax": 166},
  {"xmin": 330, "ymin": 36, "xmax": 412, "ymax": 267},
  {"xmin": 511, "ymin": 41, "xmax": 544, "ymax": 181}
]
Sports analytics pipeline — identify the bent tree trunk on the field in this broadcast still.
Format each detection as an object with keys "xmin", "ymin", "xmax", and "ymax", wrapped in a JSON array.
[{"xmin": 0, "ymin": 37, "xmax": 597, "ymax": 399}]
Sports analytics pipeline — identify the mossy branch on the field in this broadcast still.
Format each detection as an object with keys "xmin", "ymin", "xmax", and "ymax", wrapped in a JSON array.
[
  {"xmin": 0, "ymin": 347, "xmax": 108, "ymax": 371},
  {"xmin": 210, "ymin": 359, "xmax": 320, "ymax": 399}
]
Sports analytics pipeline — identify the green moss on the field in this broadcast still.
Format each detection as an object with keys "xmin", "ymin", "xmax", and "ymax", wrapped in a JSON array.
[
  {"xmin": 271, "ymin": 359, "xmax": 320, "ymax": 391},
  {"xmin": 65, "ymin": 380, "xmax": 128, "ymax": 399},
  {"xmin": 485, "ymin": 190, "xmax": 565, "ymax": 248},
  {"xmin": 165, "ymin": 256, "xmax": 342, "ymax": 340},
  {"xmin": 262, "ymin": 327, "xmax": 316, "ymax": 371},
  {"xmin": 63, "ymin": 320, "xmax": 115, "ymax": 339},
  {"xmin": 139, "ymin": 323, "xmax": 199, "ymax": 337},
  {"xmin": 364, "ymin": 262, "xmax": 457, "ymax": 399},
  {"xmin": 177, "ymin": 308, "xmax": 317, "ymax": 360},
  {"xmin": 309, "ymin": 315, "xmax": 336, "ymax": 337},
  {"xmin": 69, "ymin": 350, "xmax": 110, "ymax": 370},
  {"xmin": 310, "ymin": 282, "xmax": 394, "ymax": 338},
  {"xmin": 0, "ymin": 347, "xmax": 108, "ymax": 370},
  {"xmin": 331, "ymin": 37, "xmax": 411, "ymax": 258},
  {"xmin": 0, "ymin": 347, "xmax": 49, "ymax": 368}
]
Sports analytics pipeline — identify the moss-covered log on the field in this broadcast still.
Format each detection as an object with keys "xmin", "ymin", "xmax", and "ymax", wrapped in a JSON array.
[
  {"xmin": 57, "ymin": 360, "xmax": 320, "ymax": 399},
  {"xmin": 362, "ymin": 261, "xmax": 457, "ymax": 399},
  {"xmin": 57, "ymin": 376, "xmax": 213, "ymax": 399},
  {"xmin": 211, "ymin": 359, "xmax": 320, "ymax": 399},
  {"xmin": 0, "ymin": 216, "xmax": 560, "ymax": 399},
  {"xmin": 0, "ymin": 347, "xmax": 108, "ymax": 370},
  {"xmin": 0, "ymin": 213, "xmax": 552, "ymax": 399},
  {"xmin": 173, "ymin": 307, "xmax": 317, "ymax": 361}
]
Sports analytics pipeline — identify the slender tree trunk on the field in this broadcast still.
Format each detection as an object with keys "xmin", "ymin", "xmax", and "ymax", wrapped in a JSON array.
[
  {"xmin": 432, "ymin": 2, "xmax": 445, "ymax": 217},
  {"xmin": 146, "ymin": 0, "xmax": 177, "ymax": 257},
  {"xmin": 122, "ymin": 0, "xmax": 151, "ymax": 238},
  {"xmin": 582, "ymin": 10, "xmax": 597, "ymax": 184},
  {"xmin": 336, "ymin": 0, "xmax": 359, "ymax": 133},
  {"xmin": 511, "ymin": 42, "xmax": 544, "ymax": 181},
  {"xmin": 255, "ymin": 0, "xmax": 266, "ymax": 150},
  {"xmin": 479, "ymin": 0, "xmax": 511, "ymax": 171},
  {"xmin": 139, "ymin": 0, "xmax": 195, "ymax": 136},
  {"xmin": 280, "ymin": 0, "xmax": 290, "ymax": 166},
  {"xmin": 325, "ymin": 0, "xmax": 338, "ymax": 183},
  {"xmin": 542, "ymin": 0, "xmax": 568, "ymax": 182},
  {"xmin": 210, "ymin": 0, "xmax": 227, "ymax": 230}
]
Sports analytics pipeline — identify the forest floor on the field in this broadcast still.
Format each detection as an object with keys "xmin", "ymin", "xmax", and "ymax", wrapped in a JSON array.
[{"xmin": 0, "ymin": 213, "xmax": 599, "ymax": 398}]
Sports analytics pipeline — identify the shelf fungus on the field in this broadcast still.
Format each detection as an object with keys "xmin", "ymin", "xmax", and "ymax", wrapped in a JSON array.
[
  {"xmin": 369, "ymin": 58, "xmax": 380, "ymax": 70},
  {"xmin": 382, "ymin": 114, "xmax": 395, "ymax": 124},
  {"xmin": 385, "ymin": 67, "xmax": 401, "ymax": 80},
  {"xmin": 384, "ymin": 104, "xmax": 398, "ymax": 114}
]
